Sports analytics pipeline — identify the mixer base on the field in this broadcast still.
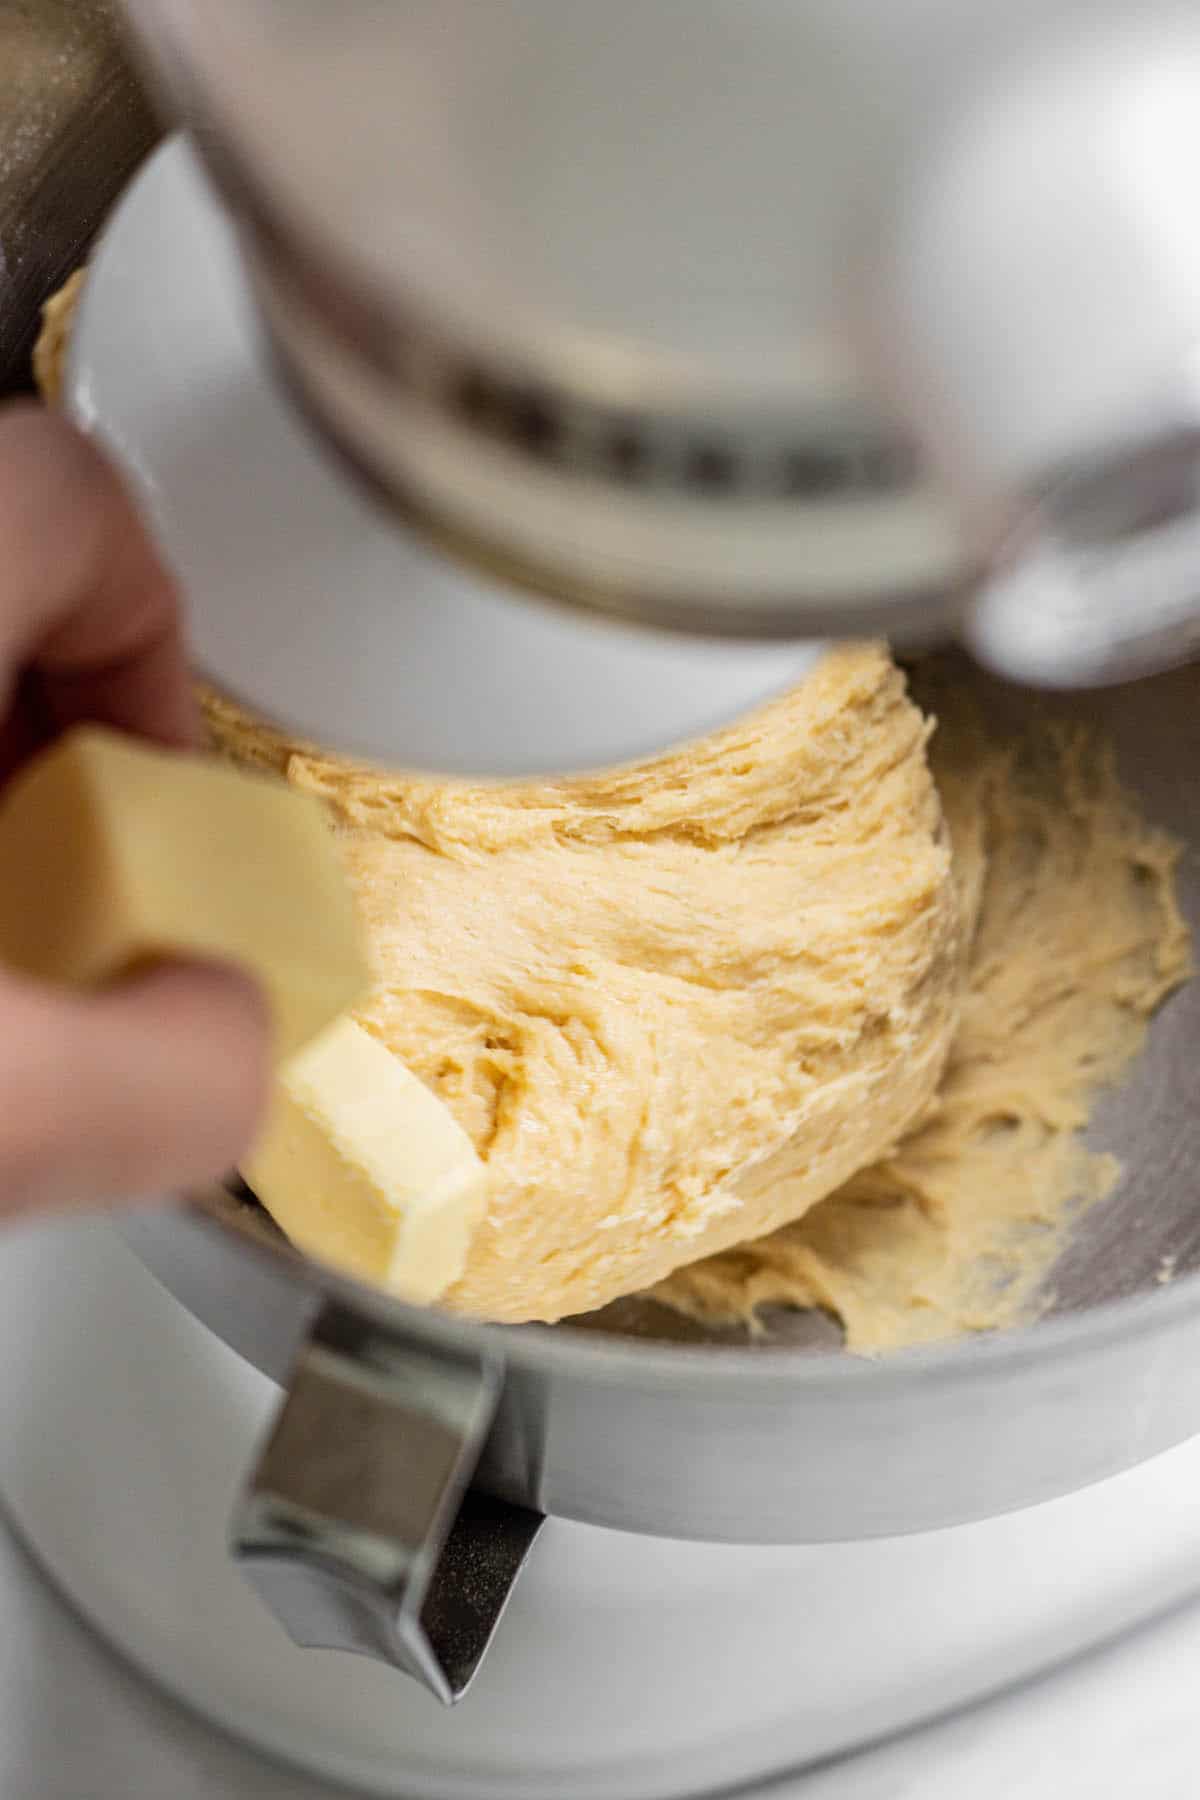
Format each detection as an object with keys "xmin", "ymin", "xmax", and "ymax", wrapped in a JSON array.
[{"xmin": 2, "ymin": 1218, "xmax": 1200, "ymax": 1799}]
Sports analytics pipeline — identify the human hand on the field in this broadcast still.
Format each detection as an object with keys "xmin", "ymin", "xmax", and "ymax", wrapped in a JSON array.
[{"xmin": 0, "ymin": 403, "xmax": 269, "ymax": 1218}]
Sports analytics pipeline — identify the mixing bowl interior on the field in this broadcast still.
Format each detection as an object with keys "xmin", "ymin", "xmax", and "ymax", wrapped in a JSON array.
[
  {"xmin": 206, "ymin": 652, "xmax": 1200, "ymax": 1365},
  {"xmin": 581, "ymin": 654, "xmax": 1200, "ymax": 1352}
]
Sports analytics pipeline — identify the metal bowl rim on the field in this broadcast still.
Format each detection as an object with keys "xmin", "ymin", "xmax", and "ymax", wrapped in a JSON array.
[{"xmin": 182, "ymin": 1186, "xmax": 1200, "ymax": 1397}]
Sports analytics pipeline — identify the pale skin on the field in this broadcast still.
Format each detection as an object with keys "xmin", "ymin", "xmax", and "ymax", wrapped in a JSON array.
[{"xmin": 0, "ymin": 402, "xmax": 270, "ymax": 1217}]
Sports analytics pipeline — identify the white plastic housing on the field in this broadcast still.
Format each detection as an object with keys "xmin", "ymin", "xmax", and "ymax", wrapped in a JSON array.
[{"xmin": 111, "ymin": 0, "xmax": 1200, "ymax": 756}]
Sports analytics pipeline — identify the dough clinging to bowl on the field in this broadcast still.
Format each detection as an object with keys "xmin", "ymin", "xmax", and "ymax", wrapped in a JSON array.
[{"xmin": 207, "ymin": 645, "xmax": 964, "ymax": 1321}]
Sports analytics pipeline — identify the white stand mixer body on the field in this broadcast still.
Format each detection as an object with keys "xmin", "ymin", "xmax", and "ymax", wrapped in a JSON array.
[
  {"xmin": 4, "ymin": 1219, "xmax": 1200, "ymax": 1800},
  {"xmin": 116, "ymin": 0, "xmax": 1200, "ymax": 761}
]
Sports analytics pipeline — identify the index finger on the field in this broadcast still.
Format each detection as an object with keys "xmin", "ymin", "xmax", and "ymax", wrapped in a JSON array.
[{"xmin": 0, "ymin": 403, "xmax": 199, "ymax": 755}]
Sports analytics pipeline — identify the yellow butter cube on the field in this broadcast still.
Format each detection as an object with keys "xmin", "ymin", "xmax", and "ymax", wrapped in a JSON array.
[
  {"xmin": 243, "ymin": 1017, "xmax": 488, "ymax": 1303},
  {"xmin": 0, "ymin": 725, "xmax": 368, "ymax": 1058}
]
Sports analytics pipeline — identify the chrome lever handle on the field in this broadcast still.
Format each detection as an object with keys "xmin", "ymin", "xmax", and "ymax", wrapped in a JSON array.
[{"xmin": 231, "ymin": 1300, "xmax": 543, "ymax": 1703}]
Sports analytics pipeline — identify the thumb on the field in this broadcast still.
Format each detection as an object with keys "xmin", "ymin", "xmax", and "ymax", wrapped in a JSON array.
[{"xmin": 0, "ymin": 961, "xmax": 271, "ymax": 1219}]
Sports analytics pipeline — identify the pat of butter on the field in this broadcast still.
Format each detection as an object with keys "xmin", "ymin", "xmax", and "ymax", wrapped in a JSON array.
[
  {"xmin": 0, "ymin": 726, "xmax": 368, "ymax": 1058},
  {"xmin": 242, "ymin": 1017, "xmax": 487, "ymax": 1303}
]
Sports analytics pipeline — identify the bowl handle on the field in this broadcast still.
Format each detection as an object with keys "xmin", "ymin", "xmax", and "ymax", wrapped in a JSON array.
[{"xmin": 230, "ymin": 1297, "xmax": 543, "ymax": 1704}]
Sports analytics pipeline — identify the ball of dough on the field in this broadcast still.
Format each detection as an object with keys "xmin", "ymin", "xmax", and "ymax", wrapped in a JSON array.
[{"xmin": 207, "ymin": 643, "xmax": 964, "ymax": 1322}]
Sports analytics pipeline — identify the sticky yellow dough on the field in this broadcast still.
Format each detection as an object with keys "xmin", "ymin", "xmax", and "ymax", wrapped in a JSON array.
[
  {"xmin": 32, "ymin": 269, "xmax": 85, "ymax": 407},
  {"xmin": 654, "ymin": 666, "xmax": 1193, "ymax": 1350},
  {"xmin": 204, "ymin": 649, "xmax": 964, "ymax": 1321}
]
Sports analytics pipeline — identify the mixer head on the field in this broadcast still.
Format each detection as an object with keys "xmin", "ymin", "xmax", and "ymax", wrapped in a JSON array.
[{"xmin": 118, "ymin": 0, "xmax": 1200, "ymax": 773}]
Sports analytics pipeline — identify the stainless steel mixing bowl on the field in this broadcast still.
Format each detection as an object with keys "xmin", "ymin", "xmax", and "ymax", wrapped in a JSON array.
[{"xmin": 119, "ymin": 658, "xmax": 1200, "ymax": 1702}]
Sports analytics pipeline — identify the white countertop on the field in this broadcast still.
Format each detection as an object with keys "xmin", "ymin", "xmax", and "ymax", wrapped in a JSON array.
[{"xmin": 2, "ymin": 1510, "xmax": 1197, "ymax": 1800}]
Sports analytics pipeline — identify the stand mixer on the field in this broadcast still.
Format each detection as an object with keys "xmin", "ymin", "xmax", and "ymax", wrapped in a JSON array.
[
  {"xmin": 4, "ymin": 4, "xmax": 1200, "ymax": 1795},
  {"xmin": 118, "ymin": 0, "xmax": 1200, "ymax": 769}
]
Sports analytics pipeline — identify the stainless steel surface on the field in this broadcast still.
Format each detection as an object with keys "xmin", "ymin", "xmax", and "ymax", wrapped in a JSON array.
[
  {"xmin": 235, "ymin": 1300, "xmax": 541, "ymax": 1702},
  {"xmin": 121, "ymin": 651, "xmax": 1200, "ymax": 1548},
  {"xmin": 0, "ymin": 0, "xmax": 159, "ymax": 397}
]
